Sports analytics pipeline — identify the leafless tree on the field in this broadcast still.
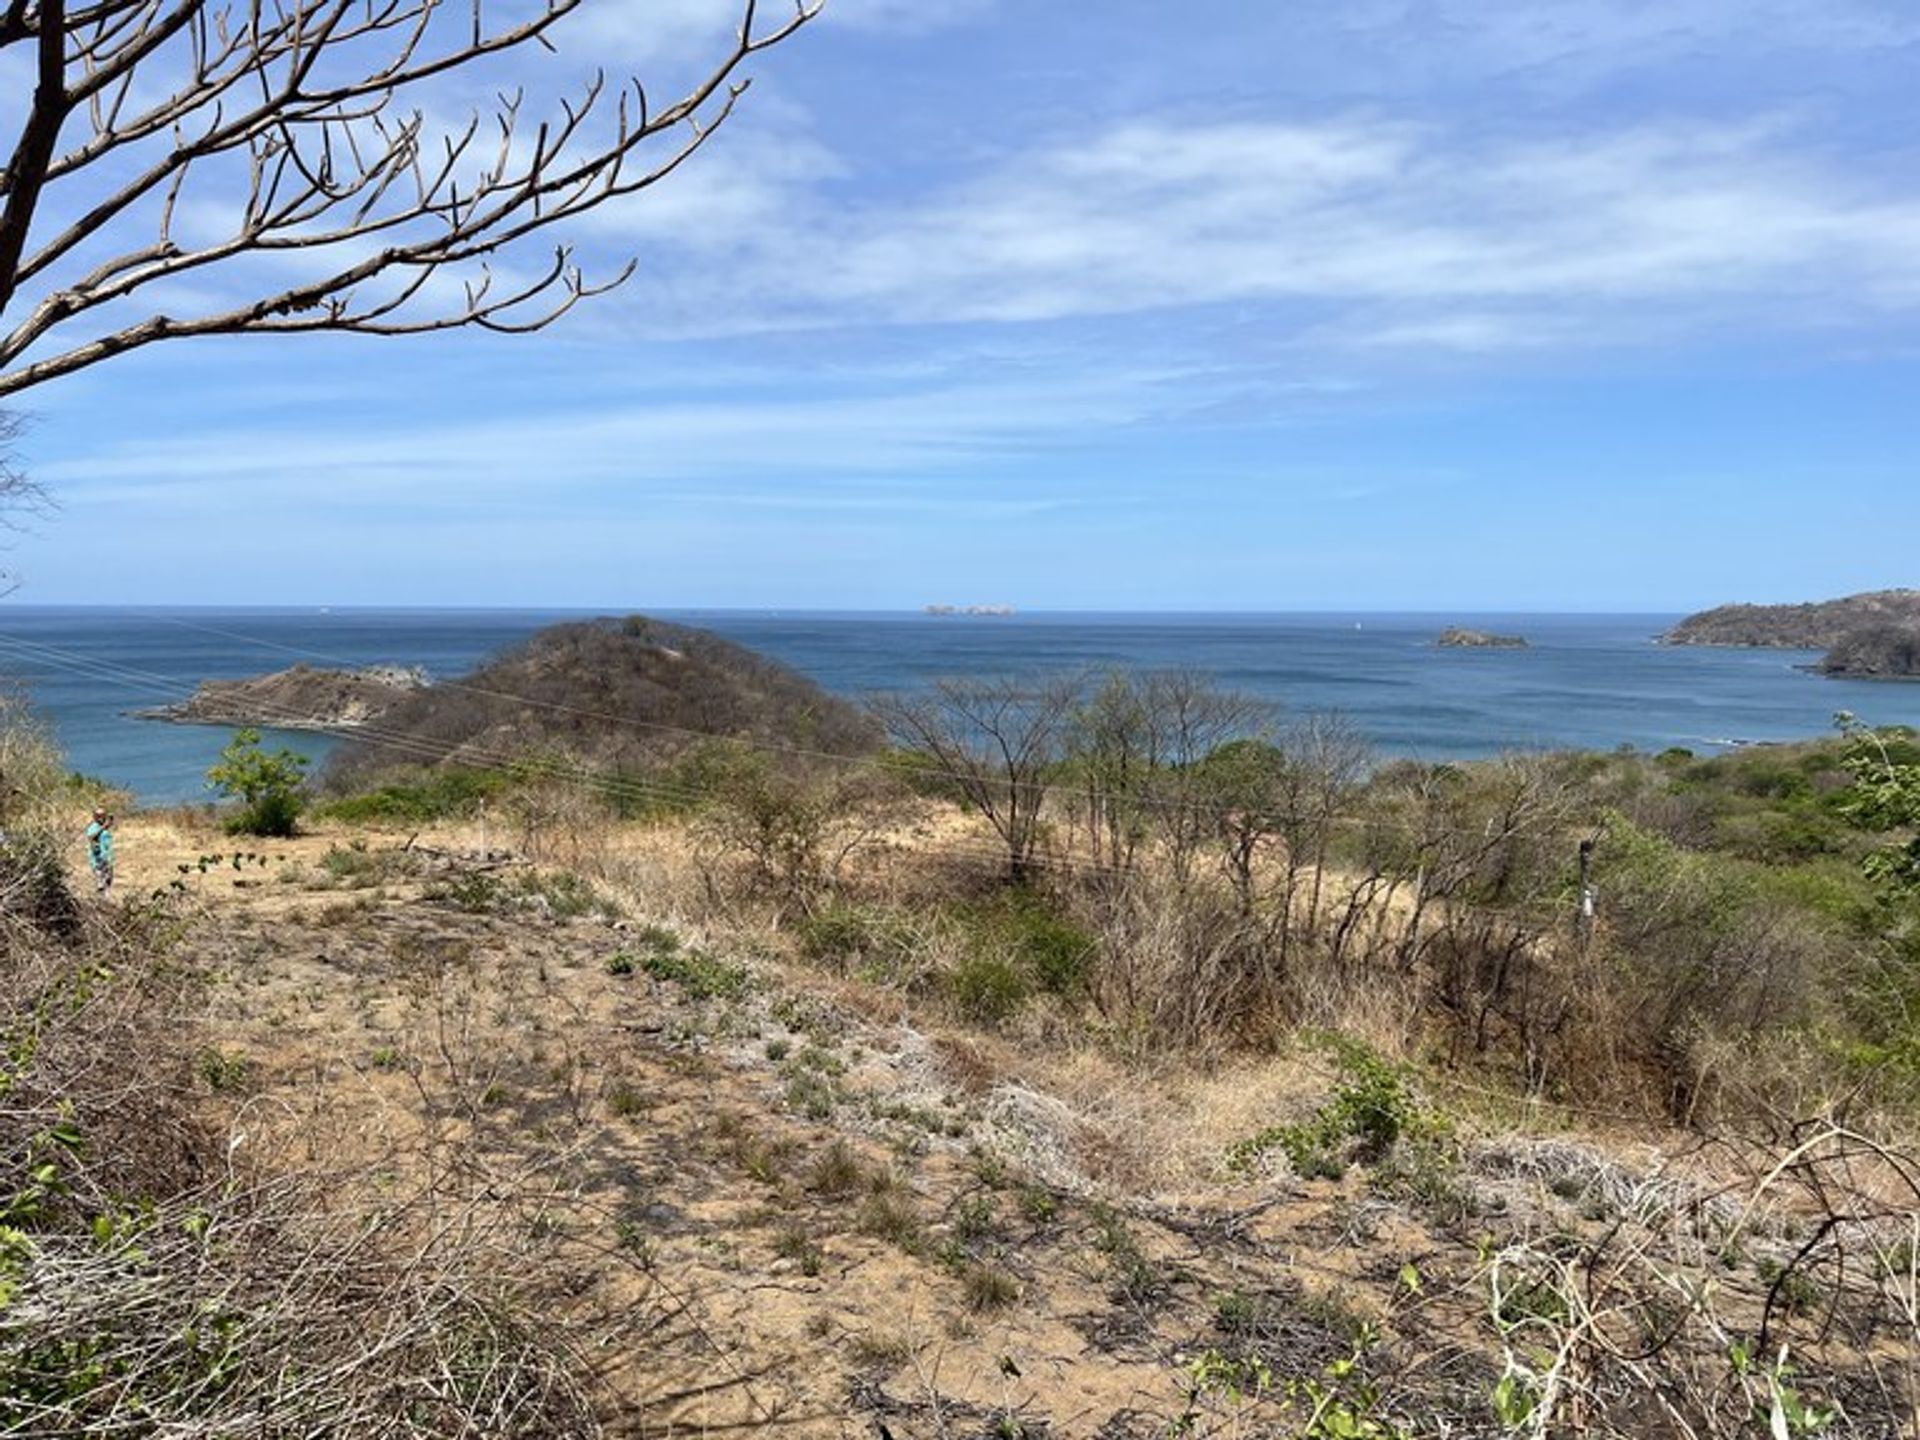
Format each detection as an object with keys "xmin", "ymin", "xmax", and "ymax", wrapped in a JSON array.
[
  {"xmin": 0, "ymin": 0, "xmax": 815, "ymax": 397},
  {"xmin": 1066, "ymin": 669, "xmax": 1274, "ymax": 887},
  {"xmin": 870, "ymin": 674, "xmax": 1086, "ymax": 884},
  {"xmin": 0, "ymin": 407, "xmax": 46, "ymax": 589}
]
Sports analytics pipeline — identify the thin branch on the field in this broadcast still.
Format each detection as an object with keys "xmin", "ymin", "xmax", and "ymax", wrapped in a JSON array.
[{"xmin": 0, "ymin": 0, "xmax": 820, "ymax": 396}]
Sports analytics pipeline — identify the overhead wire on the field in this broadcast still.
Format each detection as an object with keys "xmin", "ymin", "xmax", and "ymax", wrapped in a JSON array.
[
  {"xmin": 0, "ymin": 621, "xmax": 1593, "ymax": 899},
  {"xmin": 0, "ymin": 629, "xmax": 1125, "ymax": 881},
  {"xmin": 0, "ymin": 617, "xmax": 1599, "ymax": 884},
  {"xmin": 87, "ymin": 614, "xmax": 1595, "ymax": 848}
]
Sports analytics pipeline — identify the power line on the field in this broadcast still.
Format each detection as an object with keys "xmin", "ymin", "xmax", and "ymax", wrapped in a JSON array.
[
  {"xmin": 0, "ymin": 631, "xmax": 1125, "ymax": 881},
  {"xmin": 171, "ymin": 621, "xmax": 1594, "ymax": 850},
  {"xmin": 0, "ymin": 620, "xmax": 1596, "ymax": 859}
]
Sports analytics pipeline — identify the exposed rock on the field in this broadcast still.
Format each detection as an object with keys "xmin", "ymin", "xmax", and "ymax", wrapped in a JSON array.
[
  {"xmin": 1437, "ymin": 627, "xmax": 1529, "ymax": 649},
  {"xmin": 137, "ymin": 663, "xmax": 427, "ymax": 730},
  {"xmin": 1661, "ymin": 589, "xmax": 1920, "ymax": 648},
  {"xmin": 1812, "ymin": 625, "xmax": 1920, "ymax": 680}
]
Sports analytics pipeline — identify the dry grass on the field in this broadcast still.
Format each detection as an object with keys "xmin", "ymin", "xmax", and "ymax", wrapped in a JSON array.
[
  {"xmin": 1, "ymin": 893, "xmax": 599, "ymax": 1437},
  {"xmin": 13, "ymin": 793, "xmax": 1920, "ymax": 1437}
]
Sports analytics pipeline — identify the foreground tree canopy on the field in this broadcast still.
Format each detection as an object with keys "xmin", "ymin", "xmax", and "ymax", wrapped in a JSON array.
[{"xmin": 0, "ymin": 0, "xmax": 812, "ymax": 396}]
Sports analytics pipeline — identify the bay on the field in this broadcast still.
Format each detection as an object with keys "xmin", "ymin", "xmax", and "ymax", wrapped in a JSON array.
[{"xmin": 2, "ymin": 606, "xmax": 1916, "ymax": 807}]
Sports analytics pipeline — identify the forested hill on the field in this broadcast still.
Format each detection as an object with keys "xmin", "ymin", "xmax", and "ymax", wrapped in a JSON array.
[
  {"xmin": 325, "ymin": 615, "xmax": 879, "ymax": 785},
  {"xmin": 1661, "ymin": 589, "xmax": 1920, "ymax": 647}
]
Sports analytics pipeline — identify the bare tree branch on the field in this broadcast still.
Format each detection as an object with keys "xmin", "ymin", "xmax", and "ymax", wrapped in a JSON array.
[
  {"xmin": 0, "ymin": 407, "xmax": 49, "ymax": 591},
  {"xmin": 0, "ymin": 0, "xmax": 818, "ymax": 397}
]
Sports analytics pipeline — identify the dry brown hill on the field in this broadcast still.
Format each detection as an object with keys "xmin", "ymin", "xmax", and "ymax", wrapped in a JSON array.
[
  {"xmin": 1813, "ymin": 624, "xmax": 1920, "ymax": 680},
  {"xmin": 325, "ymin": 614, "xmax": 878, "ymax": 786},
  {"xmin": 1662, "ymin": 588, "xmax": 1920, "ymax": 647}
]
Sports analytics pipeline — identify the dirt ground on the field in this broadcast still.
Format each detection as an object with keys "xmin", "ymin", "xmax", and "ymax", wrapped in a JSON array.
[{"xmin": 78, "ymin": 814, "xmax": 1920, "ymax": 1438}]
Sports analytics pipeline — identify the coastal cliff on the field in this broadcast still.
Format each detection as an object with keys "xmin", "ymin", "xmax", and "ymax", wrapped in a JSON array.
[
  {"xmin": 1661, "ymin": 589, "xmax": 1920, "ymax": 648},
  {"xmin": 138, "ymin": 662, "xmax": 427, "ymax": 730}
]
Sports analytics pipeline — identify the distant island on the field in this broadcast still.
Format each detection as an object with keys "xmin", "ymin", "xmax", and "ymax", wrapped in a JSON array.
[
  {"xmin": 1436, "ymin": 627, "xmax": 1528, "ymax": 649},
  {"xmin": 137, "ymin": 663, "xmax": 428, "ymax": 731},
  {"xmin": 1662, "ymin": 589, "xmax": 1920, "ymax": 682},
  {"xmin": 925, "ymin": 604, "xmax": 1016, "ymax": 616}
]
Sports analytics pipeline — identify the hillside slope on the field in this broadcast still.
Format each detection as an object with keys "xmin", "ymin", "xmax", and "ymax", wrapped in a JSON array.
[
  {"xmin": 1662, "ymin": 588, "xmax": 1920, "ymax": 647},
  {"xmin": 326, "ymin": 615, "xmax": 878, "ymax": 785},
  {"xmin": 1813, "ymin": 624, "xmax": 1920, "ymax": 680},
  {"xmin": 48, "ymin": 812, "xmax": 1913, "ymax": 1439}
]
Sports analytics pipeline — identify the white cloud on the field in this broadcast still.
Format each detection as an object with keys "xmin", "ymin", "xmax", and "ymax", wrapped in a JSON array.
[
  {"xmin": 33, "ymin": 355, "xmax": 1203, "ymax": 509},
  {"xmin": 575, "ymin": 123, "xmax": 846, "ymax": 241},
  {"xmin": 603, "ymin": 113, "xmax": 1920, "ymax": 350}
]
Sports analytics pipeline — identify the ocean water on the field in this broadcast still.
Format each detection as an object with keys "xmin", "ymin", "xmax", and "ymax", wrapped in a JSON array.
[{"xmin": 4, "ymin": 606, "xmax": 1919, "ymax": 807}]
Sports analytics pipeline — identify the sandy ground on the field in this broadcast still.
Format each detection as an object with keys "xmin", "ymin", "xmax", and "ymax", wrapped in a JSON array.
[{"xmin": 69, "ymin": 812, "xmax": 1915, "ymax": 1437}]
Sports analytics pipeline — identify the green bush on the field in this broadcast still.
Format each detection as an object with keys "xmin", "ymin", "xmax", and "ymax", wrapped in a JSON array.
[
  {"xmin": 206, "ymin": 729, "xmax": 308, "ymax": 837},
  {"xmin": 318, "ymin": 841, "xmax": 388, "ymax": 887},
  {"xmin": 1229, "ymin": 1036, "xmax": 1448, "ymax": 1179},
  {"xmin": 637, "ymin": 945, "xmax": 751, "ymax": 1002},
  {"xmin": 322, "ymin": 767, "xmax": 509, "ymax": 824},
  {"xmin": 949, "ymin": 890, "xmax": 1097, "ymax": 999},
  {"xmin": 796, "ymin": 902, "xmax": 921, "ymax": 982},
  {"xmin": 948, "ymin": 952, "xmax": 1030, "ymax": 1025},
  {"xmin": 1001, "ymin": 896, "xmax": 1096, "ymax": 995}
]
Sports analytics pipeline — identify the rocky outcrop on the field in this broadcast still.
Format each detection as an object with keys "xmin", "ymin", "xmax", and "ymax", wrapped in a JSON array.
[
  {"xmin": 1812, "ymin": 626, "xmax": 1920, "ymax": 681},
  {"xmin": 1662, "ymin": 590, "xmax": 1920, "ymax": 648},
  {"xmin": 1436, "ymin": 628, "xmax": 1528, "ymax": 649},
  {"xmin": 138, "ymin": 663, "xmax": 428, "ymax": 730}
]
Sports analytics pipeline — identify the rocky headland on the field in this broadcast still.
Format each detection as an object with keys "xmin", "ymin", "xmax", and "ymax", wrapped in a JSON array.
[
  {"xmin": 1661, "ymin": 589, "xmax": 1920, "ymax": 648},
  {"xmin": 137, "ymin": 662, "xmax": 428, "ymax": 731}
]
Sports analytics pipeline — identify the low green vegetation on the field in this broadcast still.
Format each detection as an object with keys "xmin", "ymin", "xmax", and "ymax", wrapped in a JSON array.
[
  {"xmin": 205, "ymin": 728, "xmax": 308, "ymax": 837},
  {"xmin": 319, "ymin": 766, "xmax": 512, "ymax": 824},
  {"xmin": 1229, "ymin": 1036, "xmax": 1450, "ymax": 1181},
  {"xmin": 616, "ymin": 926, "xmax": 751, "ymax": 1002},
  {"xmin": 303, "ymin": 650, "xmax": 1920, "ymax": 1130},
  {"xmin": 10, "ymin": 675, "xmax": 1920, "ymax": 1436},
  {"xmin": 426, "ymin": 866, "xmax": 619, "ymax": 921},
  {"xmin": 844, "ymin": 695, "xmax": 1920, "ymax": 1126}
]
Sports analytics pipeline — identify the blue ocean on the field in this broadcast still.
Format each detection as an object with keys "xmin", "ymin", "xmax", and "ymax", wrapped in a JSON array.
[{"xmin": 4, "ymin": 607, "xmax": 1918, "ymax": 807}]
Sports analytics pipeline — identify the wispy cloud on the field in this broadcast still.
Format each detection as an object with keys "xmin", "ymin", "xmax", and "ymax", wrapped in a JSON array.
[
  {"xmin": 589, "ymin": 112, "xmax": 1920, "ymax": 352},
  {"xmin": 33, "ymin": 355, "xmax": 1215, "ymax": 509}
]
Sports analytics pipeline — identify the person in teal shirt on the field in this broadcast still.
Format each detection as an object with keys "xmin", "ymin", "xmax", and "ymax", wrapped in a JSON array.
[{"xmin": 85, "ymin": 807, "xmax": 115, "ymax": 894}]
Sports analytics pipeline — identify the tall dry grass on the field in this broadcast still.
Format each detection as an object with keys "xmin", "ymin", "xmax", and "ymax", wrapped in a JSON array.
[{"xmin": 1, "ymin": 816, "xmax": 602, "ymax": 1434}]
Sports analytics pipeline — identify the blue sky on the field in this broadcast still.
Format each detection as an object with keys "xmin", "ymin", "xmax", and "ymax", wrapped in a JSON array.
[{"xmin": 5, "ymin": 0, "xmax": 1919, "ymax": 609}]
